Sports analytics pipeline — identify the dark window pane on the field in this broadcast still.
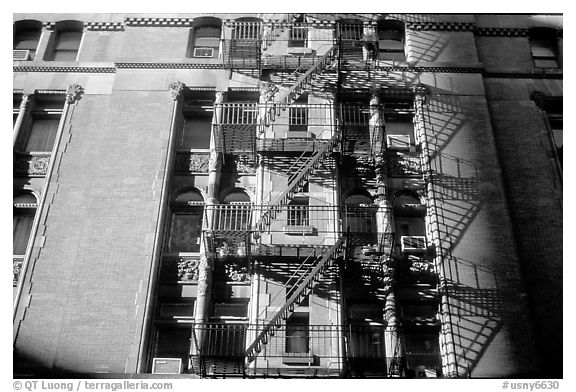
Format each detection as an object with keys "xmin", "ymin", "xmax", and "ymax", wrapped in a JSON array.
[
  {"xmin": 25, "ymin": 118, "xmax": 59, "ymax": 152},
  {"xmin": 168, "ymin": 213, "xmax": 203, "ymax": 252}
]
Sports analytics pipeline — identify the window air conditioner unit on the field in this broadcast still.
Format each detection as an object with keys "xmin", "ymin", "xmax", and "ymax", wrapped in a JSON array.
[
  {"xmin": 400, "ymin": 236, "xmax": 427, "ymax": 253},
  {"xmin": 386, "ymin": 134, "xmax": 411, "ymax": 150},
  {"xmin": 193, "ymin": 47, "xmax": 214, "ymax": 58},
  {"xmin": 13, "ymin": 50, "xmax": 30, "ymax": 61},
  {"xmin": 151, "ymin": 358, "xmax": 182, "ymax": 374}
]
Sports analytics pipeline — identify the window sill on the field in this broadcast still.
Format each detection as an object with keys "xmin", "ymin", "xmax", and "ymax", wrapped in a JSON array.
[
  {"xmin": 282, "ymin": 354, "xmax": 315, "ymax": 365},
  {"xmin": 283, "ymin": 225, "xmax": 316, "ymax": 235}
]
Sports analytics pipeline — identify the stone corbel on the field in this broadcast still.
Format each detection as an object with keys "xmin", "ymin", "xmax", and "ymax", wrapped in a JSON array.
[
  {"xmin": 66, "ymin": 84, "xmax": 84, "ymax": 104},
  {"xmin": 168, "ymin": 81, "xmax": 185, "ymax": 101}
]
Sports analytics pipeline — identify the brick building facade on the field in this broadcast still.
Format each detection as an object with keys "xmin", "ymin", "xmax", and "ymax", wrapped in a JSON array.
[{"xmin": 13, "ymin": 13, "xmax": 562, "ymax": 378}]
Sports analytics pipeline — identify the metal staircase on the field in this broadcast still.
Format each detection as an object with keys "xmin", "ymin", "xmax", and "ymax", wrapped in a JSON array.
[
  {"xmin": 245, "ymin": 238, "xmax": 344, "ymax": 363},
  {"xmin": 254, "ymin": 136, "xmax": 339, "ymax": 237}
]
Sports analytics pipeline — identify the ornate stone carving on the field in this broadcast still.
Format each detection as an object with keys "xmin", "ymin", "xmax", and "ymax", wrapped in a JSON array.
[
  {"xmin": 208, "ymin": 149, "xmax": 221, "ymax": 172},
  {"xmin": 168, "ymin": 81, "xmax": 185, "ymax": 101},
  {"xmin": 197, "ymin": 254, "xmax": 212, "ymax": 296},
  {"xmin": 174, "ymin": 152, "xmax": 210, "ymax": 173},
  {"xmin": 66, "ymin": 84, "xmax": 84, "ymax": 104},
  {"xmin": 19, "ymin": 94, "xmax": 30, "ymax": 109},
  {"xmin": 388, "ymin": 152, "xmax": 423, "ymax": 177},
  {"xmin": 14, "ymin": 153, "xmax": 51, "ymax": 176},
  {"xmin": 224, "ymin": 262, "xmax": 250, "ymax": 283},
  {"xmin": 177, "ymin": 257, "xmax": 200, "ymax": 281},
  {"xmin": 13, "ymin": 257, "xmax": 23, "ymax": 285},
  {"xmin": 215, "ymin": 91, "xmax": 225, "ymax": 104}
]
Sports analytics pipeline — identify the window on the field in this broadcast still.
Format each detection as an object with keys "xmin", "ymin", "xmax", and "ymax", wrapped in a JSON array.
[
  {"xmin": 347, "ymin": 304, "xmax": 385, "ymax": 358},
  {"xmin": 376, "ymin": 20, "xmax": 405, "ymax": 61},
  {"xmin": 13, "ymin": 193, "xmax": 38, "ymax": 256},
  {"xmin": 232, "ymin": 17, "xmax": 261, "ymax": 40},
  {"xmin": 24, "ymin": 115, "xmax": 60, "ymax": 152},
  {"xmin": 47, "ymin": 21, "xmax": 83, "ymax": 61},
  {"xmin": 189, "ymin": 18, "xmax": 222, "ymax": 58},
  {"xmin": 152, "ymin": 326, "xmax": 192, "ymax": 372},
  {"xmin": 288, "ymin": 14, "xmax": 307, "ymax": 48},
  {"xmin": 385, "ymin": 99, "xmax": 414, "ymax": 150},
  {"xmin": 14, "ymin": 20, "xmax": 42, "ymax": 60},
  {"xmin": 529, "ymin": 28, "xmax": 560, "ymax": 69},
  {"xmin": 287, "ymin": 196, "xmax": 309, "ymax": 227},
  {"xmin": 404, "ymin": 332, "xmax": 442, "ymax": 377},
  {"xmin": 221, "ymin": 190, "xmax": 251, "ymax": 231},
  {"xmin": 344, "ymin": 194, "xmax": 377, "ymax": 244},
  {"xmin": 180, "ymin": 111, "xmax": 212, "ymax": 149},
  {"xmin": 285, "ymin": 312, "xmax": 309, "ymax": 354},
  {"xmin": 539, "ymin": 97, "xmax": 563, "ymax": 171},
  {"xmin": 166, "ymin": 190, "xmax": 204, "ymax": 253},
  {"xmin": 15, "ymin": 95, "xmax": 65, "ymax": 153}
]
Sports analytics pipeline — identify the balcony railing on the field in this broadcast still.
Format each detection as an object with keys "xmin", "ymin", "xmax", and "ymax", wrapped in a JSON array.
[
  {"xmin": 203, "ymin": 204, "xmax": 382, "ymax": 238},
  {"xmin": 221, "ymin": 21, "xmax": 337, "ymax": 70},
  {"xmin": 191, "ymin": 323, "xmax": 387, "ymax": 360}
]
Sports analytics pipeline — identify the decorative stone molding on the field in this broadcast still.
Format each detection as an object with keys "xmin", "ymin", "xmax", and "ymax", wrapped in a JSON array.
[
  {"xmin": 483, "ymin": 72, "xmax": 562, "ymax": 79},
  {"xmin": 197, "ymin": 254, "xmax": 212, "ymax": 296},
  {"xmin": 13, "ymin": 257, "xmax": 24, "ymax": 285},
  {"xmin": 174, "ymin": 152, "xmax": 210, "ymax": 173},
  {"xmin": 208, "ymin": 150, "xmax": 221, "ymax": 172},
  {"xmin": 115, "ymin": 62, "xmax": 223, "ymax": 69},
  {"xmin": 388, "ymin": 152, "xmax": 423, "ymax": 177},
  {"xmin": 168, "ymin": 81, "xmax": 185, "ymax": 101},
  {"xmin": 407, "ymin": 22, "xmax": 475, "ymax": 31},
  {"xmin": 14, "ymin": 153, "xmax": 51, "ymax": 176},
  {"xmin": 13, "ymin": 66, "xmax": 116, "ymax": 73},
  {"xmin": 474, "ymin": 27, "xmax": 528, "ymax": 37},
  {"xmin": 223, "ymin": 262, "xmax": 250, "ymax": 283},
  {"xmin": 177, "ymin": 257, "xmax": 200, "ymax": 281},
  {"xmin": 66, "ymin": 84, "xmax": 84, "ymax": 104},
  {"xmin": 125, "ymin": 17, "xmax": 195, "ymax": 27},
  {"xmin": 374, "ymin": 65, "xmax": 483, "ymax": 74},
  {"xmin": 85, "ymin": 22, "xmax": 125, "ymax": 31}
]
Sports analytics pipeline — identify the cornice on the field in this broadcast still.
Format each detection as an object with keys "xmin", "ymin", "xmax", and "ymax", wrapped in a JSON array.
[
  {"xmin": 374, "ymin": 66, "xmax": 483, "ymax": 73},
  {"xmin": 407, "ymin": 22, "xmax": 476, "ymax": 31},
  {"xmin": 85, "ymin": 22, "xmax": 125, "ymax": 31},
  {"xmin": 115, "ymin": 62, "xmax": 224, "ymax": 69},
  {"xmin": 124, "ymin": 17, "xmax": 195, "ymax": 27},
  {"xmin": 482, "ymin": 71, "xmax": 562, "ymax": 79},
  {"xmin": 13, "ymin": 65, "xmax": 116, "ymax": 73}
]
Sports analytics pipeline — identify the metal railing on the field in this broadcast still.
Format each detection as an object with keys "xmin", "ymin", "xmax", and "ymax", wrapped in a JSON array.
[
  {"xmin": 192, "ymin": 322, "xmax": 388, "ymax": 360},
  {"xmin": 203, "ymin": 204, "xmax": 383, "ymax": 237}
]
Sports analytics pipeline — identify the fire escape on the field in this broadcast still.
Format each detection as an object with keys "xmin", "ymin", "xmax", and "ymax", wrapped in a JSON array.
[{"xmin": 192, "ymin": 18, "xmax": 398, "ymax": 378}]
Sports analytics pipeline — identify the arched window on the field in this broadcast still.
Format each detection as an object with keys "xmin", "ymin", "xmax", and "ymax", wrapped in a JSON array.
[
  {"xmin": 166, "ymin": 189, "xmax": 204, "ymax": 253},
  {"xmin": 14, "ymin": 20, "xmax": 42, "ymax": 60},
  {"xmin": 529, "ymin": 27, "xmax": 559, "ymax": 69},
  {"xmin": 221, "ymin": 190, "xmax": 251, "ymax": 231},
  {"xmin": 233, "ymin": 17, "xmax": 262, "ymax": 40},
  {"xmin": 188, "ymin": 17, "xmax": 222, "ymax": 58},
  {"xmin": 13, "ymin": 192, "xmax": 38, "ymax": 256},
  {"xmin": 376, "ymin": 19, "xmax": 405, "ymax": 61},
  {"xmin": 46, "ymin": 20, "xmax": 84, "ymax": 61}
]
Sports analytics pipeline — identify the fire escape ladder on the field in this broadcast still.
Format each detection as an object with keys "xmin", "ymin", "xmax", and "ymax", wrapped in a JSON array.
[
  {"xmin": 255, "ymin": 136, "xmax": 338, "ymax": 234},
  {"xmin": 262, "ymin": 43, "xmax": 339, "ymax": 125},
  {"xmin": 245, "ymin": 238, "xmax": 345, "ymax": 363}
]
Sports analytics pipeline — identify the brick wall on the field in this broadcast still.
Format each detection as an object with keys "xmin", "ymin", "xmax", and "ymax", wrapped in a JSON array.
[{"xmin": 14, "ymin": 91, "xmax": 174, "ymax": 375}]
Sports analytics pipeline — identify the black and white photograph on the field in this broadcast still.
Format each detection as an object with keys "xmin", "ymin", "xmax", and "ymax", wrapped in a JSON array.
[{"xmin": 10, "ymin": 3, "xmax": 566, "ymax": 387}]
